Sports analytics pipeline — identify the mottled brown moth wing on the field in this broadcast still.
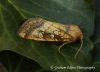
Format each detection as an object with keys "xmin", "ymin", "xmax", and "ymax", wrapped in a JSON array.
[
  {"xmin": 17, "ymin": 18, "xmax": 83, "ymax": 58},
  {"xmin": 18, "ymin": 18, "xmax": 71, "ymax": 41}
]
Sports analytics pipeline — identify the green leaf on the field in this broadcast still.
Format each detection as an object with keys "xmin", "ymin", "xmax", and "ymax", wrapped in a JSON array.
[
  {"xmin": 0, "ymin": 0, "xmax": 94, "ymax": 72},
  {"xmin": 91, "ymin": 1, "xmax": 100, "ymax": 72},
  {"xmin": 0, "ymin": 63, "xmax": 7, "ymax": 72},
  {"xmin": 0, "ymin": 51, "xmax": 49, "ymax": 72},
  {"xmin": 91, "ymin": 12, "xmax": 100, "ymax": 72}
]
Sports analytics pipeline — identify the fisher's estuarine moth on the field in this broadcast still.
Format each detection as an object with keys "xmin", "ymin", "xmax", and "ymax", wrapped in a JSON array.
[{"xmin": 17, "ymin": 18, "xmax": 83, "ymax": 58}]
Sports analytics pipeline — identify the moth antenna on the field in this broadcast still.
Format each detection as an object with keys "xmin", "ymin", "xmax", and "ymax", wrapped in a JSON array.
[
  {"xmin": 74, "ymin": 38, "xmax": 83, "ymax": 59},
  {"xmin": 58, "ymin": 43, "xmax": 66, "ymax": 53}
]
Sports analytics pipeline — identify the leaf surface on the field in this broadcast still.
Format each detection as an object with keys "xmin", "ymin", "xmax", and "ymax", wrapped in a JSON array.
[{"xmin": 0, "ymin": 0, "xmax": 94, "ymax": 72}]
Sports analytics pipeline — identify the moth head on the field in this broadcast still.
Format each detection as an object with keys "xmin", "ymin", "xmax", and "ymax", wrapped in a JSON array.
[
  {"xmin": 67, "ymin": 25, "xmax": 83, "ymax": 58},
  {"xmin": 67, "ymin": 25, "xmax": 83, "ymax": 41}
]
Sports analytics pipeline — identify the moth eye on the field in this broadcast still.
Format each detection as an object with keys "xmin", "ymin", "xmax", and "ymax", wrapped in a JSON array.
[
  {"xmin": 50, "ymin": 34, "xmax": 54, "ymax": 38},
  {"xmin": 53, "ymin": 30, "xmax": 60, "ymax": 35},
  {"xmin": 38, "ymin": 32, "xmax": 43, "ymax": 38}
]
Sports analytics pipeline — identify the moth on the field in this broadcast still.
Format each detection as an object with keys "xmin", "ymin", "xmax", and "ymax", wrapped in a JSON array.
[{"xmin": 17, "ymin": 18, "xmax": 83, "ymax": 58}]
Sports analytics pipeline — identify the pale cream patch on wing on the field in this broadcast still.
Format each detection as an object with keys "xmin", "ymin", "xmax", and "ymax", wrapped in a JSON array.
[
  {"xmin": 50, "ymin": 34, "xmax": 54, "ymax": 38},
  {"xmin": 31, "ymin": 28, "xmax": 40, "ymax": 36},
  {"xmin": 53, "ymin": 30, "xmax": 60, "ymax": 35},
  {"xmin": 42, "ymin": 22, "xmax": 52, "ymax": 30}
]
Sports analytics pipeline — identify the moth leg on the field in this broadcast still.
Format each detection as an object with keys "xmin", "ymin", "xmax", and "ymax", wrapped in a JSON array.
[{"xmin": 58, "ymin": 42, "xmax": 70, "ymax": 53}]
